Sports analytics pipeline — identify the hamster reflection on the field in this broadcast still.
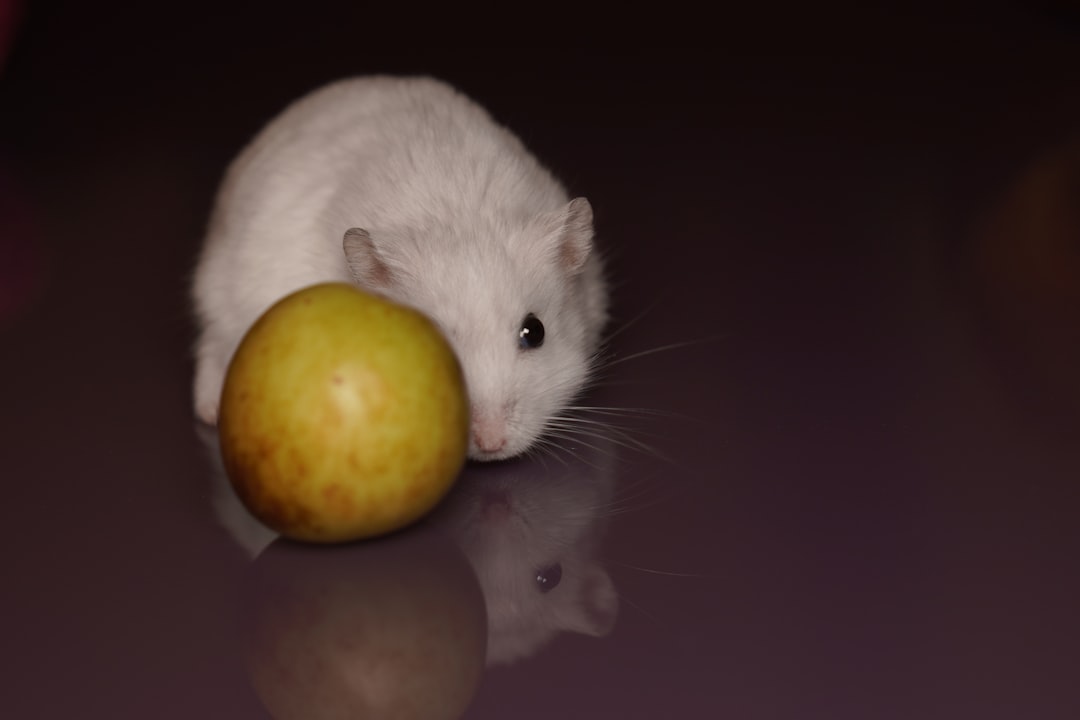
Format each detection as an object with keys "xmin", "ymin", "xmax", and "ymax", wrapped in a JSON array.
[
  {"xmin": 429, "ymin": 441, "xmax": 620, "ymax": 666},
  {"xmin": 202, "ymin": 425, "xmax": 620, "ymax": 667}
]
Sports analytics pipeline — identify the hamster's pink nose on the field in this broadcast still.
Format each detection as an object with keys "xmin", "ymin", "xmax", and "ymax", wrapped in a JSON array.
[
  {"xmin": 472, "ymin": 427, "xmax": 507, "ymax": 454},
  {"xmin": 471, "ymin": 408, "xmax": 507, "ymax": 454}
]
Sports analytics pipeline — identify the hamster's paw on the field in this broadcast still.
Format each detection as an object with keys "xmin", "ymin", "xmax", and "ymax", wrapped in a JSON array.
[
  {"xmin": 195, "ymin": 398, "xmax": 219, "ymax": 426},
  {"xmin": 192, "ymin": 353, "xmax": 224, "ymax": 425}
]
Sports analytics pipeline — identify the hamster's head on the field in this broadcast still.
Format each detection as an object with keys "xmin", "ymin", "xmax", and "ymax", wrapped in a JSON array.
[{"xmin": 344, "ymin": 197, "xmax": 607, "ymax": 461}]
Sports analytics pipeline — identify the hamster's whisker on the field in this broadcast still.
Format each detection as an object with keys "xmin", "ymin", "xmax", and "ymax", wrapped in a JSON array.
[
  {"xmin": 542, "ymin": 426, "xmax": 607, "ymax": 449},
  {"xmin": 541, "ymin": 428, "xmax": 622, "ymax": 460},
  {"xmin": 544, "ymin": 422, "xmax": 662, "ymax": 460},
  {"xmin": 522, "ymin": 439, "xmax": 565, "ymax": 469},
  {"xmin": 529, "ymin": 431, "xmax": 588, "ymax": 465},
  {"xmin": 597, "ymin": 298, "xmax": 662, "ymax": 345},
  {"xmin": 534, "ymin": 439, "xmax": 574, "ymax": 467},
  {"xmin": 563, "ymin": 405, "xmax": 677, "ymax": 417},
  {"xmin": 556, "ymin": 413, "xmax": 672, "ymax": 434},
  {"xmin": 547, "ymin": 416, "xmax": 666, "ymax": 456},
  {"xmin": 600, "ymin": 335, "xmax": 726, "ymax": 370}
]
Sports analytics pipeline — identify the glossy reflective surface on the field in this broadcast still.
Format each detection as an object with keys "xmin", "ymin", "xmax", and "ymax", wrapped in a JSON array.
[{"xmin": 2, "ymin": 3, "xmax": 1079, "ymax": 718}]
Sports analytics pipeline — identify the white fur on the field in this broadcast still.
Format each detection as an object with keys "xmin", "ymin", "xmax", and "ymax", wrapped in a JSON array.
[{"xmin": 191, "ymin": 75, "xmax": 608, "ymax": 460}]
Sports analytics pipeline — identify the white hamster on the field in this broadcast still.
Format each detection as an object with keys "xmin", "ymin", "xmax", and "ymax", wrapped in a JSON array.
[{"xmin": 190, "ymin": 76, "xmax": 608, "ymax": 461}]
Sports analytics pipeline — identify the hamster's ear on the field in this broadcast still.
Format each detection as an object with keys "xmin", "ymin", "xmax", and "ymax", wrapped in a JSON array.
[
  {"xmin": 544, "ymin": 197, "xmax": 594, "ymax": 275},
  {"xmin": 564, "ymin": 565, "xmax": 618, "ymax": 638},
  {"xmin": 343, "ymin": 228, "xmax": 395, "ymax": 289}
]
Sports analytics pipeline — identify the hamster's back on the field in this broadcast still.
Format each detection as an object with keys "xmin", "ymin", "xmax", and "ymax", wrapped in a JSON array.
[
  {"xmin": 192, "ymin": 76, "xmax": 555, "ymax": 356},
  {"xmin": 193, "ymin": 76, "xmax": 565, "ymax": 321},
  {"xmin": 212, "ymin": 75, "xmax": 558, "ymax": 232}
]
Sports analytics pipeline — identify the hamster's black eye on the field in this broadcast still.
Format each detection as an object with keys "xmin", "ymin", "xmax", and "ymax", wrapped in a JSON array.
[
  {"xmin": 535, "ymin": 563, "xmax": 562, "ymax": 593},
  {"xmin": 518, "ymin": 313, "xmax": 545, "ymax": 350}
]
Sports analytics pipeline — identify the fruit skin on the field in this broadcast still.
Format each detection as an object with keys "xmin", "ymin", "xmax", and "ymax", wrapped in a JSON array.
[{"xmin": 218, "ymin": 282, "xmax": 469, "ymax": 543}]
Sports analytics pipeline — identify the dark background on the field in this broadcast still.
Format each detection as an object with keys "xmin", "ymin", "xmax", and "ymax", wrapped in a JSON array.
[{"xmin": 1, "ymin": 1, "xmax": 1079, "ymax": 718}]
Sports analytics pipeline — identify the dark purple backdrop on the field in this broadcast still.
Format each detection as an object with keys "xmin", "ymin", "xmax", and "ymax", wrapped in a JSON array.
[{"xmin": 1, "ymin": 2, "xmax": 1078, "ymax": 718}]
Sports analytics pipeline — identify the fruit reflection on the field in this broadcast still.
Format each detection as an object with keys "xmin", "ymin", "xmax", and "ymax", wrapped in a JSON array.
[{"xmin": 243, "ymin": 526, "xmax": 486, "ymax": 720}]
